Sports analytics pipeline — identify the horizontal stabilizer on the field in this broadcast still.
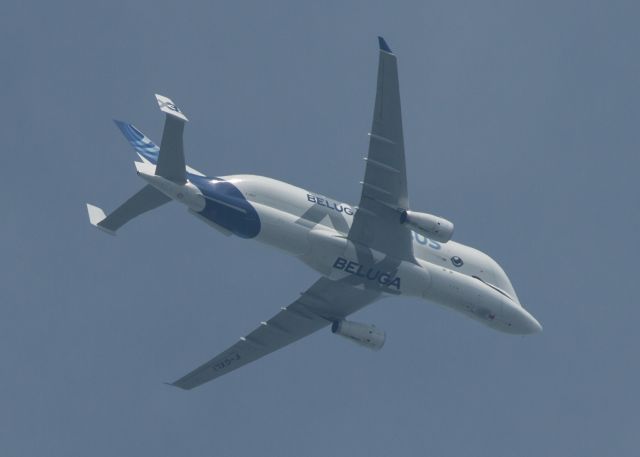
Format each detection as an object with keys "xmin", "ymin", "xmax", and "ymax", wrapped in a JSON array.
[
  {"xmin": 86, "ymin": 185, "xmax": 171, "ymax": 235},
  {"xmin": 155, "ymin": 94, "xmax": 187, "ymax": 184}
]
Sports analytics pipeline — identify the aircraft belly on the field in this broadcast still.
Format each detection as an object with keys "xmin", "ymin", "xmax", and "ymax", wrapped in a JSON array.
[
  {"xmin": 299, "ymin": 227, "xmax": 429, "ymax": 297},
  {"xmin": 221, "ymin": 176, "xmax": 516, "ymax": 310},
  {"xmin": 420, "ymin": 261, "xmax": 513, "ymax": 331},
  {"xmin": 227, "ymin": 176, "xmax": 429, "ymax": 297},
  {"xmin": 252, "ymin": 202, "xmax": 311, "ymax": 256},
  {"xmin": 412, "ymin": 235, "xmax": 519, "ymax": 303}
]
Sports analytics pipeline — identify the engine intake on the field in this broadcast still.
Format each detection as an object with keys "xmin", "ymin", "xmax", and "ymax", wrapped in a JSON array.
[
  {"xmin": 331, "ymin": 320, "xmax": 386, "ymax": 351},
  {"xmin": 400, "ymin": 210, "xmax": 454, "ymax": 243}
]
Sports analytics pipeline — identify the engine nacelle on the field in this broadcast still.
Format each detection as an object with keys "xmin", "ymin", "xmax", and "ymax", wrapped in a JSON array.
[
  {"xmin": 400, "ymin": 210, "xmax": 454, "ymax": 243},
  {"xmin": 331, "ymin": 320, "xmax": 386, "ymax": 351}
]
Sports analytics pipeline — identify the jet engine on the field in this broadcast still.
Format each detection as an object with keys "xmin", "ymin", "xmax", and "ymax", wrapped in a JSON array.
[
  {"xmin": 331, "ymin": 320, "xmax": 386, "ymax": 350},
  {"xmin": 400, "ymin": 210, "xmax": 454, "ymax": 243}
]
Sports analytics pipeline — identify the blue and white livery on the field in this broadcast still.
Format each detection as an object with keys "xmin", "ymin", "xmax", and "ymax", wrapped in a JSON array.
[{"xmin": 87, "ymin": 37, "xmax": 542, "ymax": 390}]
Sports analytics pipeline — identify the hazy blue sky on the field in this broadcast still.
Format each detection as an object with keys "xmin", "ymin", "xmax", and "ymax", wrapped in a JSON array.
[{"xmin": 2, "ymin": 1, "xmax": 639, "ymax": 456}]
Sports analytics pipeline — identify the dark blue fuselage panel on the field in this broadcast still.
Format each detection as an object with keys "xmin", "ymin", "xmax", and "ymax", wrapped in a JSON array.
[{"xmin": 188, "ymin": 174, "xmax": 260, "ymax": 238}]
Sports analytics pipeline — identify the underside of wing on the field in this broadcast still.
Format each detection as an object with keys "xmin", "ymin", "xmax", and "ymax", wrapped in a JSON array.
[
  {"xmin": 349, "ymin": 37, "xmax": 414, "ymax": 261},
  {"xmin": 171, "ymin": 278, "xmax": 380, "ymax": 389}
]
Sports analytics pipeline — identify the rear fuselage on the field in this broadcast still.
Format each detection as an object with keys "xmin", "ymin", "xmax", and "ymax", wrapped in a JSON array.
[{"xmin": 182, "ymin": 173, "xmax": 541, "ymax": 335}]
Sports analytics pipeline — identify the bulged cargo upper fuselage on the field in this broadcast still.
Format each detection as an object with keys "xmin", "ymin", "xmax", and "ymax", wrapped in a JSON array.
[{"xmin": 185, "ymin": 173, "xmax": 540, "ymax": 335}]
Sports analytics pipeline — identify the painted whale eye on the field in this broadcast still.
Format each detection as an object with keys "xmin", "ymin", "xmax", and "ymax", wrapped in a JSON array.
[{"xmin": 450, "ymin": 256, "xmax": 464, "ymax": 267}]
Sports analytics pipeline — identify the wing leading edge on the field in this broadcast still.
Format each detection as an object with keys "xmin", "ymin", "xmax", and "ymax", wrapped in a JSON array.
[
  {"xmin": 171, "ymin": 278, "xmax": 380, "ymax": 389},
  {"xmin": 348, "ymin": 37, "xmax": 414, "ymax": 261},
  {"xmin": 171, "ymin": 38, "xmax": 407, "ymax": 390}
]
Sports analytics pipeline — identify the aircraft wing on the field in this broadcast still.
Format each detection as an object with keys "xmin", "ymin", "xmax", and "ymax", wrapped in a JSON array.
[
  {"xmin": 348, "ymin": 37, "xmax": 414, "ymax": 261},
  {"xmin": 171, "ymin": 278, "xmax": 380, "ymax": 389}
]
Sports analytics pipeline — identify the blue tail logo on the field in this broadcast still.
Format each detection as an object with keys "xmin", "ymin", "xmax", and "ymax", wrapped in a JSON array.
[{"xmin": 113, "ymin": 120, "xmax": 160, "ymax": 164}]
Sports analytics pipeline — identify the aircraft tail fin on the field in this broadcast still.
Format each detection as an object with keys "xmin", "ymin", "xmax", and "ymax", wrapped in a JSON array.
[
  {"xmin": 114, "ymin": 94, "xmax": 189, "ymax": 183},
  {"xmin": 113, "ymin": 120, "xmax": 160, "ymax": 165},
  {"xmin": 88, "ymin": 95, "xmax": 192, "ymax": 235}
]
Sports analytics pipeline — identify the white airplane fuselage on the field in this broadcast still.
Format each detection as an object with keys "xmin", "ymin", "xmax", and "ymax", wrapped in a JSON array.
[{"xmin": 153, "ymin": 169, "xmax": 541, "ymax": 335}]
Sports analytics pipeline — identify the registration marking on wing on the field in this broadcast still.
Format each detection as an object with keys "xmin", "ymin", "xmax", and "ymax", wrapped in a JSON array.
[{"xmin": 212, "ymin": 352, "xmax": 241, "ymax": 372}]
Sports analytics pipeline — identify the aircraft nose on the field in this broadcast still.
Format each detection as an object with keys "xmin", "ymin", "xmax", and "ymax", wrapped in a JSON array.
[
  {"xmin": 501, "ymin": 302, "xmax": 542, "ymax": 335},
  {"xmin": 524, "ymin": 314, "xmax": 543, "ymax": 334},
  {"xmin": 518, "ymin": 308, "xmax": 543, "ymax": 334}
]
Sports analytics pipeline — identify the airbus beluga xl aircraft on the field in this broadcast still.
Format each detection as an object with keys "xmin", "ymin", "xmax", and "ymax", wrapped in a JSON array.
[{"xmin": 87, "ymin": 37, "xmax": 542, "ymax": 390}]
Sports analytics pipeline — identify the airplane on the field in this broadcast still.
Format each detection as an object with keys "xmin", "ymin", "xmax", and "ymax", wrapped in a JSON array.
[{"xmin": 86, "ymin": 37, "xmax": 542, "ymax": 390}]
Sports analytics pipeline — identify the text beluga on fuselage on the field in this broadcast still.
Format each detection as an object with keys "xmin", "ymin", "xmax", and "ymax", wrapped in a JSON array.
[
  {"xmin": 307, "ymin": 194, "xmax": 354, "ymax": 215},
  {"xmin": 333, "ymin": 257, "xmax": 401, "ymax": 290}
]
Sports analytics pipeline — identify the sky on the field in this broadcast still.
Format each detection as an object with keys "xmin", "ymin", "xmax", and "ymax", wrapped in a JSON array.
[{"xmin": 2, "ymin": 1, "xmax": 639, "ymax": 455}]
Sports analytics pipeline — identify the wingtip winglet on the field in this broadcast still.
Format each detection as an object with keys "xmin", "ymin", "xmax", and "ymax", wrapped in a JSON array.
[
  {"xmin": 86, "ymin": 204, "xmax": 115, "ymax": 236},
  {"xmin": 166, "ymin": 381, "xmax": 190, "ymax": 390},
  {"xmin": 86, "ymin": 203, "xmax": 106, "ymax": 225},
  {"xmin": 378, "ymin": 36, "xmax": 392, "ymax": 53},
  {"xmin": 154, "ymin": 93, "xmax": 189, "ymax": 122}
]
